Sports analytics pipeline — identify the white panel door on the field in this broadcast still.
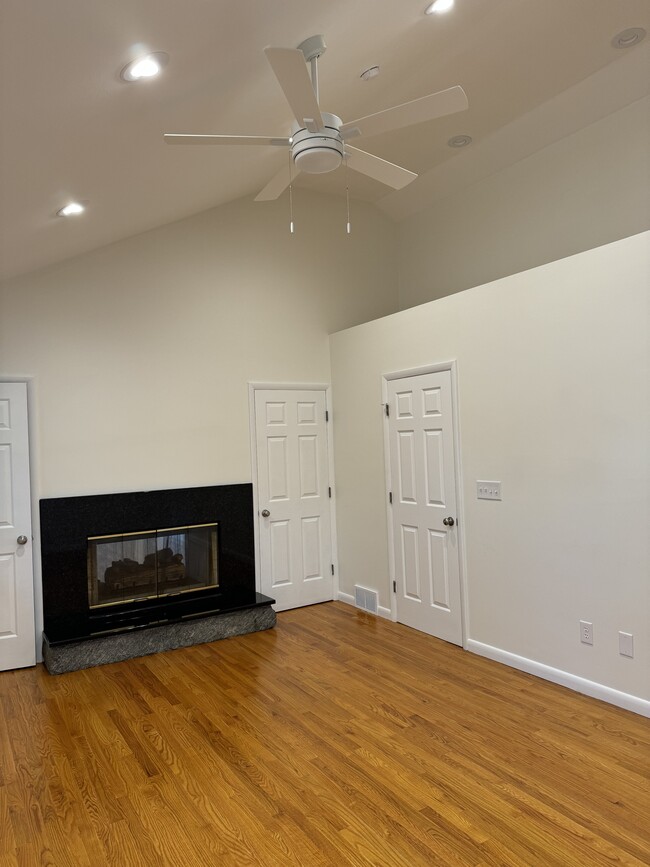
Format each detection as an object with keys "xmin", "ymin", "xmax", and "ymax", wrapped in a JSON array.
[
  {"xmin": 0, "ymin": 383, "xmax": 36, "ymax": 670},
  {"xmin": 254, "ymin": 389, "xmax": 333, "ymax": 611},
  {"xmin": 388, "ymin": 370, "xmax": 462, "ymax": 645}
]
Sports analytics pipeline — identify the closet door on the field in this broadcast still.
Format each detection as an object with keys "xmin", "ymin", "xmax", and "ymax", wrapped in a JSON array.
[
  {"xmin": 254, "ymin": 389, "xmax": 333, "ymax": 611},
  {"xmin": 0, "ymin": 382, "xmax": 36, "ymax": 670}
]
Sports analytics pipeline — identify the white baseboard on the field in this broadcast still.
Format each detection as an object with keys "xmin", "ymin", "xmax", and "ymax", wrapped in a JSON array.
[
  {"xmin": 337, "ymin": 591, "xmax": 355, "ymax": 607},
  {"xmin": 467, "ymin": 639, "xmax": 650, "ymax": 718},
  {"xmin": 337, "ymin": 591, "xmax": 392, "ymax": 621}
]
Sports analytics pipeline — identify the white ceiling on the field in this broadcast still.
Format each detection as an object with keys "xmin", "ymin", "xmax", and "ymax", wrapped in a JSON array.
[{"xmin": 1, "ymin": 0, "xmax": 648, "ymax": 282}]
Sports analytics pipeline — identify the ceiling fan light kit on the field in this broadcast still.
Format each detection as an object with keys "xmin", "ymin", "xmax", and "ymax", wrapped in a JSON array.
[
  {"xmin": 291, "ymin": 113, "xmax": 344, "ymax": 174},
  {"xmin": 163, "ymin": 34, "xmax": 468, "ymax": 208}
]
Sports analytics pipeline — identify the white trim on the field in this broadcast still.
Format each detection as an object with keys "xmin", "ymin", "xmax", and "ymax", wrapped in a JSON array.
[
  {"xmin": 248, "ymin": 381, "xmax": 330, "ymax": 391},
  {"xmin": 467, "ymin": 640, "xmax": 650, "ymax": 718},
  {"xmin": 383, "ymin": 361, "xmax": 457, "ymax": 381},
  {"xmin": 380, "ymin": 376, "xmax": 397, "ymax": 622},
  {"xmin": 381, "ymin": 360, "xmax": 468, "ymax": 641},
  {"xmin": 325, "ymin": 387, "xmax": 340, "ymax": 601},
  {"xmin": 248, "ymin": 381, "xmax": 337, "ymax": 601},
  {"xmin": 449, "ymin": 363, "xmax": 471, "ymax": 648},
  {"xmin": 337, "ymin": 591, "xmax": 392, "ymax": 620},
  {"xmin": 248, "ymin": 385, "xmax": 262, "ymax": 593}
]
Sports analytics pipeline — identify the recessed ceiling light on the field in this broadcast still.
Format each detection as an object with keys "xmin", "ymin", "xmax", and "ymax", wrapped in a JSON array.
[
  {"xmin": 611, "ymin": 28, "xmax": 646, "ymax": 49},
  {"xmin": 57, "ymin": 202, "xmax": 85, "ymax": 217},
  {"xmin": 120, "ymin": 52, "xmax": 168, "ymax": 82},
  {"xmin": 360, "ymin": 66, "xmax": 380, "ymax": 81},
  {"xmin": 425, "ymin": 0, "xmax": 454, "ymax": 15},
  {"xmin": 448, "ymin": 134, "xmax": 472, "ymax": 148}
]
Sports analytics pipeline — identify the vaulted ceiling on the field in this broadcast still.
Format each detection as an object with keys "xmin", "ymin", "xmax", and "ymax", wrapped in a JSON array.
[{"xmin": 1, "ymin": 0, "xmax": 648, "ymax": 281}]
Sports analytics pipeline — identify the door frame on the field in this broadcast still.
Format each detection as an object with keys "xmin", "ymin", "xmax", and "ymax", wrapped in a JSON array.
[
  {"xmin": 248, "ymin": 381, "xmax": 339, "ymax": 602},
  {"xmin": 381, "ymin": 360, "xmax": 470, "ymax": 648}
]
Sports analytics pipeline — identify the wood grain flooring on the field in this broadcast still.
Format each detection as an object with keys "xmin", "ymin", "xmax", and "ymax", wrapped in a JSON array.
[{"xmin": 0, "ymin": 601, "xmax": 648, "ymax": 866}]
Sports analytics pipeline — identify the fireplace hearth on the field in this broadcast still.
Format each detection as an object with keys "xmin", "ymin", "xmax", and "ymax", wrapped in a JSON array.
[{"xmin": 40, "ymin": 484, "xmax": 275, "ymax": 672}]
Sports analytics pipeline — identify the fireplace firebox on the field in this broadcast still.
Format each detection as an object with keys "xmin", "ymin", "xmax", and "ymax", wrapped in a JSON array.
[
  {"xmin": 87, "ymin": 523, "xmax": 219, "ymax": 608},
  {"xmin": 40, "ymin": 484, "xmax": 274, "ymax": 657}
]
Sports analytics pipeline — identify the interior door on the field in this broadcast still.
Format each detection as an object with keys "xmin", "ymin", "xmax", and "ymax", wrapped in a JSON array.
[
  {"xmin": 254, "ymin": 389, "xmax": 333, "ymax": 611},
  {"xmin": 387, "ymin": 369, "xmax": 463, "ymax": 645},
  {"xmin": 0, "ymin": 382, "xmax": 36, "ymax": 670}
]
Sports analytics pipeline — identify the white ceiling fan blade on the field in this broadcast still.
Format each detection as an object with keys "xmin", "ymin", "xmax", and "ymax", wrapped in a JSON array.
[
  {"xmin": 254, "ymin": 164, "xmax": 301, "ymax": 202},
  {"xmin": 340, "ymin": 85, "xmax": 468, "ymax": 141},
  {"xmin": 164, "ymin": 134, "xmax": 290, "ymax": 146},
  {"xmin": 264, "ymin": 47, "xmax": 324, "ymax": 132},
  {"xmin": 344, "ymin": 146, "xmax": 417, "ymax": 190}
]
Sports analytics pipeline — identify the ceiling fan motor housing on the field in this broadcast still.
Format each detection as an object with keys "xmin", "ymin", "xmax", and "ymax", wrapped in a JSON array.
[{"xmin": 291, "ymin": 112, "xmax": 344, "ymax": 174}]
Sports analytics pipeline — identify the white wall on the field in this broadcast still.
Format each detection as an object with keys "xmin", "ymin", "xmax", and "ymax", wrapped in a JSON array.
[
  {"xmin": 330, "ymin": 232, "xmax": 649, "ymax": 706},
  {"xmin": 397, "ymin": 96, "xmax": 650, "ymax": 309},
  {"xmin": 0, "ymin": 190, "xmax": 398, "ymax": 653},
  {"xmin": 0, "ymin": 190, "xmax": 397, "ymax": 498}
]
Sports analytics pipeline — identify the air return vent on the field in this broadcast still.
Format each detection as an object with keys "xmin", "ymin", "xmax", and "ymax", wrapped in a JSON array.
[{"xmin": 354, "ymin": 585, "xmax": 378, "ymax": 614}]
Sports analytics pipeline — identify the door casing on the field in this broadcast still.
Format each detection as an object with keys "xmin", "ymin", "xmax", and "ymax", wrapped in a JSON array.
[{"xmin": 382, "ymin": 361, "xmax": 469, "ymax": 648}]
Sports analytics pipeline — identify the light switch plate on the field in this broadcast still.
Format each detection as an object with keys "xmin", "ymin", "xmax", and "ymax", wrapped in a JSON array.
[
  {"xmin": 619, "ymin": 631, "xmax": 634, "ymax": 658},
  {"xmin": 477, "ymin": 481, "xmax": 502, "ymax": 500}
]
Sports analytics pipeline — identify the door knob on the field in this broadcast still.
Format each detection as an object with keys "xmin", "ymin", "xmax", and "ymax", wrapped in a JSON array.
[
  {"xmin": 442, "ymin": 517, "xmax": 455, "ymax": 527},
  {"xmin": 261, "ymin": 509, "xmax": 270, "ymax": 518},
  {"xmin": 17, "ymin": 535, "xmax": 29, "ymax": 545}
]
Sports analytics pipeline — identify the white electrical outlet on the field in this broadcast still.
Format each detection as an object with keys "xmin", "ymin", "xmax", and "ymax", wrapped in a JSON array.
[
  {"xmin": 477, "ymin": 481, "xmax": 502, "ymax": 500},
  {"xmin": 619, "ymin": 631, "xmax": 634, "ymax": 658},
  {"xmin": 580, "ymin": 620, "xmax": 593, "ymax": 645}
]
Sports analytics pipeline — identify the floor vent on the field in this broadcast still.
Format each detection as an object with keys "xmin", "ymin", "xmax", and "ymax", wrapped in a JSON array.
[{"xmin": 354, "ymin": 585, "xmax": 378, "ymax": 615}]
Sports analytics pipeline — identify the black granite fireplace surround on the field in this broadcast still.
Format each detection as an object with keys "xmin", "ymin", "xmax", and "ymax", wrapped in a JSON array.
[{"xmin": 41, "ymin": 484, "xmax": 272, "ymax": 646}]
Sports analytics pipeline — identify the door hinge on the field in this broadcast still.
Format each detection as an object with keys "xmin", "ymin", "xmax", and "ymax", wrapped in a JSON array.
[
  {"xmin": 393, "ymin": 580, "xmax": 397, "ymax": 593},
  {"xmin": 385, "ymin": 402, "xmax": 390, "ymax": 417},
  {"xmin": 331, "ymin": 564, "xmax": 335, "ymax": 576},
  {"xmin": 325, "ymin": 410, "xmax": 329, "ymax": 422},
  {"xmin": 328, "ymin": 486, "xmax": 332, "ymax": 498},
  {"xmin": 389, "ymin": 491, "xmax": 393, "ymax": 504}
]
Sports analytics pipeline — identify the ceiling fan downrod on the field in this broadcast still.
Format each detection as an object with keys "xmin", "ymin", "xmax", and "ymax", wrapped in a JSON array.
[
  {"xmin": 310, "ymin": 56, "xmax": 319, "ymax": 102},
  {"xmin": 297, "ymin": 34, "xmax": 326, "ymax": 103}
]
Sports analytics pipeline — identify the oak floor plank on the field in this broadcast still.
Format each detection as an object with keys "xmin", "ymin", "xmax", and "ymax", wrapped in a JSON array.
[
  {"xmin": 0, "ymin": 786, "xmax": 17, "ymax": 856},
  {"xmin": 1, "ymin": 601, "xmax": 648, "ymax": 866}
]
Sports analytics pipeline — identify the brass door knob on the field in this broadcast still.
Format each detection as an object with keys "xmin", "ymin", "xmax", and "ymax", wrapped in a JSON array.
[
  {"xmin": 442, "ymin": 517, "xmax": 455, "ymax": 527},
  {"xmin": 261, "ymin": 509, "xmax": 270, "ymax": 518}
]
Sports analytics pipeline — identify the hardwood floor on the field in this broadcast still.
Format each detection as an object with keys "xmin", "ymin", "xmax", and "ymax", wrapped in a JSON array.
[{"xmin": 0, "ymin": 602, "xmax": 648, "ymax": 866}]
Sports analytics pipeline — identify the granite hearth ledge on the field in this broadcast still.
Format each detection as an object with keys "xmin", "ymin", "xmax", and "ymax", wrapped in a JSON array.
[{"xmin": 43, "ymin": 593, "xmax": 276, "ymax": 674}]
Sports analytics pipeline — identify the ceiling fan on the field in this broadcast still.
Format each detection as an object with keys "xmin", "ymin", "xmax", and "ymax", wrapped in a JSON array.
[{"xmin": 164, "ymin": 35, "xmax": 468, "ymax": 201}]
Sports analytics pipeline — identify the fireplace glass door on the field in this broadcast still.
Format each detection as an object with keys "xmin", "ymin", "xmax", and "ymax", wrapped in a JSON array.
[{"xmin": 87, "ymin": 523, "xmax": 218, "ymax": 608}]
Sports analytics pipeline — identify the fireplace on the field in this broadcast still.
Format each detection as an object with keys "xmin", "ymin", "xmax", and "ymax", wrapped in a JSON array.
[{"xmin": 40, "ymin": 484, "xmax": 275, "ymax": 670}]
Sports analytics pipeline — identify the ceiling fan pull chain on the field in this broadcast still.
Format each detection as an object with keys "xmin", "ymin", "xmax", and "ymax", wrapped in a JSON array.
[{"xmin": 345, "ymin": 154, "xmax": 351, "ymax": 234}]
